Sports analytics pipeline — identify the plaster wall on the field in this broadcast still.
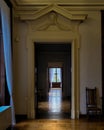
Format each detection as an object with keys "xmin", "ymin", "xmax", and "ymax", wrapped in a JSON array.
[
  {"xmin": 79, "ymin": 11, "xmax": 102, "ymax": 114},
  {"xmin": 13, "ymin": 10, "xmax": 102, "ymax": 115}
]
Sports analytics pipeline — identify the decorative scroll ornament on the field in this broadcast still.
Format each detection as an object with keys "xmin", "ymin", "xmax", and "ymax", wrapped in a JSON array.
[{"xmin": 37, "ymin": 12, "xmax": 73, "ymax": 31}]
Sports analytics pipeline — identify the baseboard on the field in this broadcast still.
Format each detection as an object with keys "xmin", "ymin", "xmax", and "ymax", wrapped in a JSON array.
[
  {"xmin": 6, "ymin": 115, "xmax": 27, "ymax": 130},
  {"xmin": 6, "ymin": 125, "xmax": 13, "ymax": 130},
  {"xmin": 79, "ymin": 114, "xmax": 87, "ymax": 118},
  {"xmin": 15, "ymin": 114, "xmax": 27, "ymax": 123}
]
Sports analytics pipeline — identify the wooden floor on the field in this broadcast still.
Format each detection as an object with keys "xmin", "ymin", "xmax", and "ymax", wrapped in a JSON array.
[
  {"xmin": 12, "ymin": 88, "xmax": 104, "ymax": 130},
  {"xmin": 13, "ymin": 119, "xmax": 104, "ymax": 130},
  {"xmin": 36, "ymin": 88, "xmax": 71, "ymax": 119}
]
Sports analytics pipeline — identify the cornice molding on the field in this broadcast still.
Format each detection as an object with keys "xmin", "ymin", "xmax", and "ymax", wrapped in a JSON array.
[
  {"xmin": 14, "ymin": 4, "xmax": 87, "ymax": 21},
  {"xmin": 10, "ymin": 0, "xmax": 104, "ymax": 6},
  {"xmin": 10, "ymin": 0, "xmax": 104, "ymax": 11}
]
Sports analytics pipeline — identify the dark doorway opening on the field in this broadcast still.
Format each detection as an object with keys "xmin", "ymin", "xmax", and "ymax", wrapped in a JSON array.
[{"xmin": 35, "ymin": 43, "xmax": 71, "ymax": 119}]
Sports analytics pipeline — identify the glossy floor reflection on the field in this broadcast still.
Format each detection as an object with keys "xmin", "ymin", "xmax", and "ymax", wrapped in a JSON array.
[
  {"xmin": 36, "ymin": 88, "xmax": 71, "ymax": 119},
  {"xmin": 49, "ymin": 88, "xmax": 62, "ymax": 113},
  {"xmin": 13, "ymin": 119, "xmax": 104, "ymax": 130}
]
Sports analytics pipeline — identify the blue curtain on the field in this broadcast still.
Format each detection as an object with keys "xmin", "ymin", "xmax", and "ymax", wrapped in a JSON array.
[{"xmin": 0, "ymin": 0, "xmax": 16, "ymax": 125}]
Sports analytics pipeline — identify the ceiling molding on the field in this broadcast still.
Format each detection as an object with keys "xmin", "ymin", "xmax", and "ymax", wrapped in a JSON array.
[
  {"xmin": 10, "ymin": 0, "xmax": 104, "ymax": 11},
  {"xmin": 16, "ymin": 4, "xmax": 87, "ymax": 21},
  {"xmin": 10, "ymin": 0, "xmax": 104, "ymax": 6}
]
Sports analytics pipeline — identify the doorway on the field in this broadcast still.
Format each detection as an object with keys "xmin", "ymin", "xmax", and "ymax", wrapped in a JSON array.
[
  {"xmin": 35, "ymin": 43, "xmax": 71, "ymax": 119},
  {"xmin": 48, "ymin": 67, "xmax": 62, "ymax": 89}
]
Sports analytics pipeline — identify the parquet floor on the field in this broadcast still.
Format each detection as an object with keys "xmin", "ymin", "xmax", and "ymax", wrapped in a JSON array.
[
  {"xmin": 36, "ymin": 88, "xmax": 71, "ymax": 119},
  {"xmin": 14, "ymin": 119, "xmax": 104, "ymax": 130},
  {"xmin": 13, "ymin": 88, "xmax": 104, "ymax": 130}
]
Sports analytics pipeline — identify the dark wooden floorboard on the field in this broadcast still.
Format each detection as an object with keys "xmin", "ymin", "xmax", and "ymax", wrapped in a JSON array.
[{"xmin": 8, "ymin": 88, "xmax": 104, "ymax": 130}]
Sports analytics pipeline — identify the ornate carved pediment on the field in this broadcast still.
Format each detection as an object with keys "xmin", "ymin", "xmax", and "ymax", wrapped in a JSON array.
[
  {"xmin": 21, "ymin": 4, "xmax": 87, "ymax": 31},
  {"xmin": 18, "ymin": 4, "xmax": 87, "ymax": 21},
  {"xmin": 34, "ymin": 11, "xmax": 75, "ymax": 31}
]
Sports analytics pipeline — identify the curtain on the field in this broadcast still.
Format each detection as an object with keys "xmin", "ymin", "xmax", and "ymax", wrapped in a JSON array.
[
  {"xmin": 0, "ymin": 0, "xmax": 16, "ymax": 125},
  {"xmin": 49, "ymin": 68, "xmax": 55, "ymax": 87},
  {"xmin": 57, "ymin": 68, "xmax": 61, "ymax": 82},
  {"xmin": 49, "ymin": 68, "xmax": 62, "ymax": 83}
]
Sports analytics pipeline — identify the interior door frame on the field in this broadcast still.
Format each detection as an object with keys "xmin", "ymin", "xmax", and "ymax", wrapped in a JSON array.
[{"xmin": 26, "ymin": 27, "xmax": 80, "ymax": 119}]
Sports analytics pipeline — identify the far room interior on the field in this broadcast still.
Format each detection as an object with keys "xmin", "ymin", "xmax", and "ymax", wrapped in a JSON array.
[{"xmin": 35, "ymin": 43, "xmax": 71, "ymax": 119}]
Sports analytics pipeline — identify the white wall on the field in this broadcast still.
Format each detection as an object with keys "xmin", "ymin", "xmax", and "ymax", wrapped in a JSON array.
[
  {"xmin": 13, "ymin": 10, "xmax": 102, "ymax": 115},
  {"xmin": 80, "ymin": 11, "xmax": 102, "ymax": 114},
  {"xmin": 13, "ymin": 20, "xmax": 28, "ymax": 115}
]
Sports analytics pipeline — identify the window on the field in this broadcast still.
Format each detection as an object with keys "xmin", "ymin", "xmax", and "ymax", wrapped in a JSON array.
[
  {"xmin": 52, "ymin": 68, "xmax": 61, "ymax": 82},
  {"xmin": 49, "ymin": 68, "xmax": 62, "ymax": 83}
]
